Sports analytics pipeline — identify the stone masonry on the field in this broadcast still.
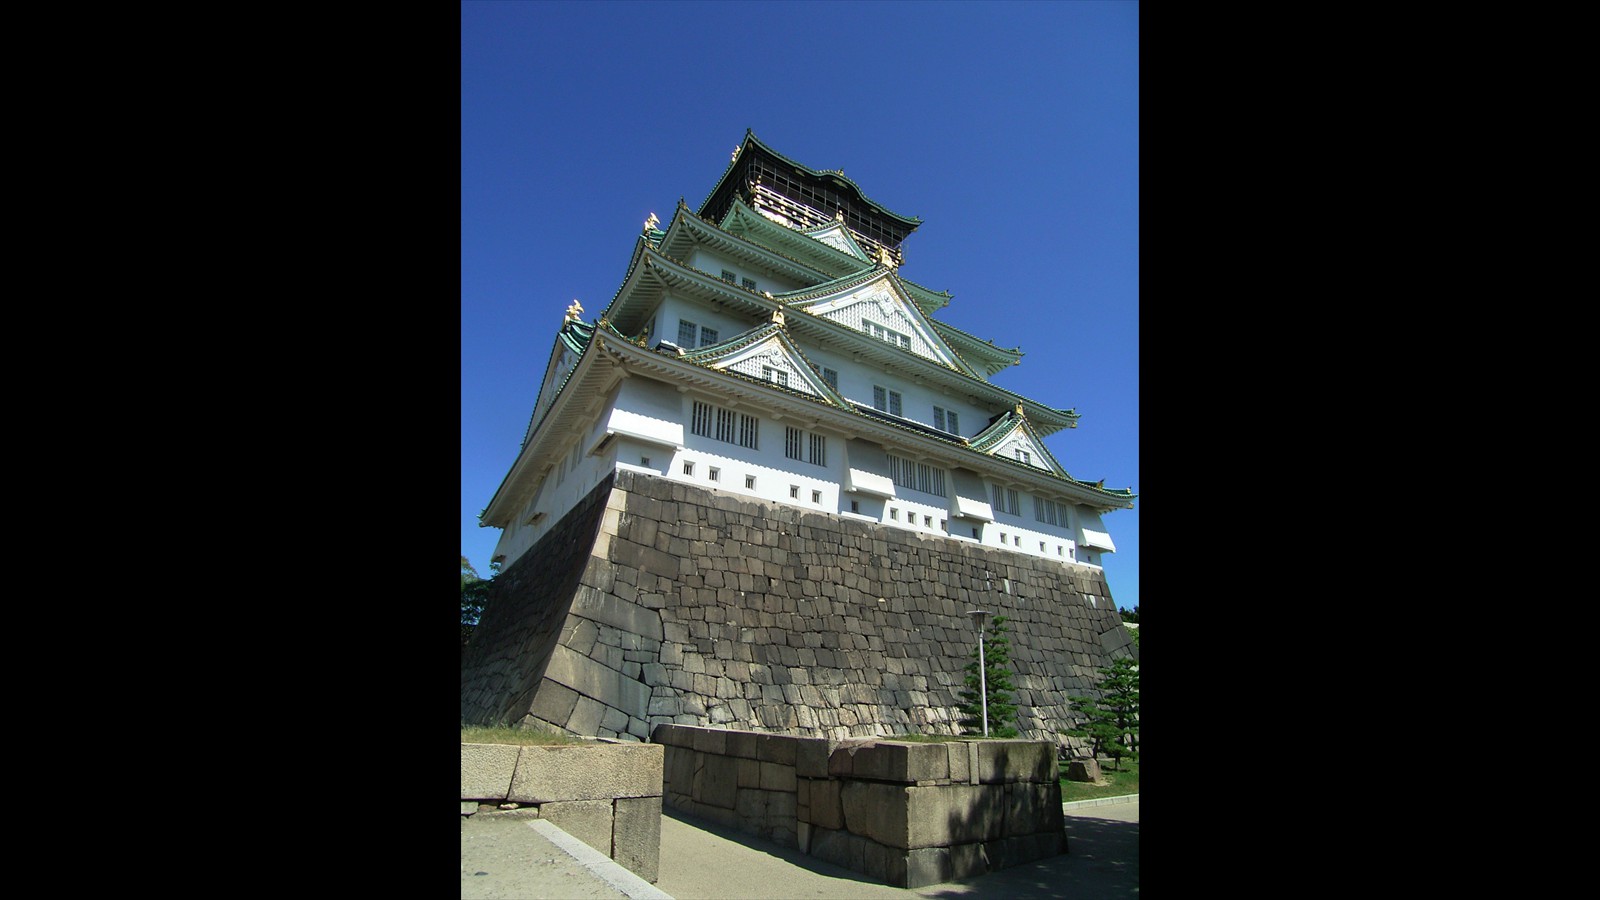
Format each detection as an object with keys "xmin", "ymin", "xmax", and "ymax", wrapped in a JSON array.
[
  {"xmin": 461, "ymin": 469, "xmax": 1137, "ymax": 742},
  {"xmin": 654, "ymin": 724, "xmax": 1065, "ymax": 888}
]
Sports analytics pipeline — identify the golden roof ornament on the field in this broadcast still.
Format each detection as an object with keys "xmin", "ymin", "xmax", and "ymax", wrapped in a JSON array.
[
  {"xmin": 731, "ymin": 145, "xmax": 741, "ymax": 162},
  {"xmin": 1015, "ymin": 403, "xmax": 1025, "ymax": 417},
  {"xmin": 565, "ymin": 299, "xmax": 584, "ymax": 321},
  {"xmin": 835, "ymin": 209, "xmax": 845, "ymax": 222},
  {"xmin": 770, "ymin": 309, "xmax": 785, "ymax": 327},
  {"xmin": 876, "ymin": 246, "xmax": 896, "ymax": 269},
  {"xmin": 643, "ymin": 212, "xmax": 659, "ymax": 233}
]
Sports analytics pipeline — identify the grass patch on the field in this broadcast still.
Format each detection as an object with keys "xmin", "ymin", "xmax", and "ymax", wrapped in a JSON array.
[
  {"xmin": 1059, "ymin": 757, "xmax": 1139, "ymax": 802},
  {"xmin": 886, "ymin": 734, "xmax": 971, "ymax": 743},
  {"xmin": 460, "ymin": 724, "xmax": 589, "ymax": 746}
]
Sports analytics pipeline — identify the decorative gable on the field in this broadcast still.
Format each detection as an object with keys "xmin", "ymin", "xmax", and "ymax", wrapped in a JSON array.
[
  {"xmin": 969, "ymin": 407, "xmax": 1070, "ymax": 478},
  {"xmin": 679, "ymin": 320, "xmax": 849, "ymax": 406},
  {"xmin": 788, "ymin": 272, "xmax": 966, "ymax": 371},
  {"xmin": 801, "ymin": 220, "xmax": 872, "ymax": 261}
]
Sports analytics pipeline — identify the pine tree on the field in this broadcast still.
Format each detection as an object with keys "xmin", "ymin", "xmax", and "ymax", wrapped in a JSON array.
[
  {"xmin": 1062, "ymin": 655, "xmax": 1140, "ymax": 769},
  {"xmin": 957, "ymin": 615, "xmax": 1019, "ymax": 737}
]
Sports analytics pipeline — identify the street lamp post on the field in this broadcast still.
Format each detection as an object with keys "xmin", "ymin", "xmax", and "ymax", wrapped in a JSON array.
[{"xmin": 967, "ymin": 607, "xmax": 992, "ymax": 737}]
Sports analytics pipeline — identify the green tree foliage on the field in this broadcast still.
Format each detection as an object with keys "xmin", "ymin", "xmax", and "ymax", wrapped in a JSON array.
[
  {"xmin": 1118, "ymin": 605, "xmax": 1139, "ymax": 624},
  {"xmin": 461, "ymin": 555, "xmax": 493, "ymax": 653},
  {"xmin": 957, "ymin": 615, "xmax": 1019, "ymax": 738},
  {"xmin": 1063, "ymin": 655, "xmax": 1140, "ymax": 769}
]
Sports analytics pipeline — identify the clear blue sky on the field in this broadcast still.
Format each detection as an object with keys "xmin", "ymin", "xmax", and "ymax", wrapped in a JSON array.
[{"xmin": 461, "ymin": 1, "xmax": 1140, "ymax": 611}]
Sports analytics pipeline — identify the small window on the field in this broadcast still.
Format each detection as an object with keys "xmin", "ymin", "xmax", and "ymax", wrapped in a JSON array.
[
  {"xmin": 1016, "ymin": 449, "xmax": 1031, "ymax": 464},
  {"xmin": 924, "ymin": 515, "xmax": 932, "ymax": 527},
  {"xmin": 678, "ymin": 319, "xmax": 697, "ymax": 347},
  {"xmin": 763, "ymin": 366, "xmax": 788, "ymax": 387},
  {"xmin": 700, "ymin": 326, "xmax": 718, "ymax": 346},
  {"xmin": 971, "ymin": 527, "xmax": 980, "ymax": 538},
  {"xmin": 873, "ymin": 386, "xmax": 902, "ymax": 415},
  {"xmin": 683, "ymin": 461, "xmax": 694, "ymax": 476},
  {"xmin": 640, "ymin": 457, "xmax": 651, "ymax": 467},
  {"xmin": 812, "ymin": 490, "xmax": 822, "ymax": 503},
  {"xmin": 1057, "ymin": 545, "xmax": 1064, "ymax": 556},
  {"xmin": 709, "ymin": 467, "xmax": 720, "ymax": 482},
  {"xmin": 721, "ymin": 269, "xmax": 736, "ymax": 283},
  {"xmin": 851, "ymin": 500, "xmax": 860, "ymax": 513},
  {"xmin": 741, "ymin": 276, "xmax": 757, "ymax": 290},
  {"xmin": 1014, "ymin": 535, "xmax": 1021, "ymax": 546},
  {"xmin": 1040, "ymin": 541, "xmax": 1046, "ymax": 552},
  {"xmin": 890, "ymin": 509, "xmax": 899, "ymax": 521},
  {"xmin": 822, "ymin": 367, "xmax": 838, "ymax": 389},
  {"xmin": 790, "ymin": 485, "xmax": 800, "ymax": 498},
  {"xmin": 745, "ymin": 475, "xmax": 756, "ymax": 489},
  {"xmin": 939, "ymin": 519, "xmax": 946, "ymax": 530},
  {"xmin": 1000, "ymin": 532, "xmax": 1006, "ymax": 542}
]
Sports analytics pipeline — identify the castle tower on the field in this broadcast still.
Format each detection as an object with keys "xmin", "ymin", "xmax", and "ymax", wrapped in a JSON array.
[{"xmin": 465, "ymin": 131, "xmax": 1136, "ymax": 742}]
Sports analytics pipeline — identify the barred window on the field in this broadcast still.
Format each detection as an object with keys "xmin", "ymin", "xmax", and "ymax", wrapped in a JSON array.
[
  {"xmin": 763, "ymin": 365, "xmax": 788, "ymax": 387},
  {"xmin": 679, "ymin": 319, "xmax": 697, "ymax": 347},
  {"xmin": 741, "ymin": 277, "xmax": 757, "ymax": 290},
  {"xmin": 934, "ymin": 407, "xmax": 959, "ymax": 435},
  {"xmin": 991, "ymin": 485, "xmax": 1020, "ymax": 515},
  {"xmin": 786, "ymin": 425, "xmax": 825, "ymax": 467},
  {"xmin": 721, "ymin": 269, "xmax": 736, "ymax": 283},
  {"xmin": 696, "ymin": 399, "xmax": 757, "ymax": 449},
  {"xmin": 888, "ymin": 454, "xmax": 946, "ymax": 496},
  {"xmin": 822, "ymin": 367, "xmax": 838, "ymax": 389},
  {"xmin": 700, "ymin": 327, "xmax": 718, "ymax": 346},
  {"xmin": 1035, "ymin": 497, "xmax": 1067, "ymax": 527}
]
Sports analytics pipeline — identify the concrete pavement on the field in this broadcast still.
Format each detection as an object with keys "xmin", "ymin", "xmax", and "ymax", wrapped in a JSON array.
[{"xmin": 462, "ymin": 796, "xmax": 1138, "ymax": 899}]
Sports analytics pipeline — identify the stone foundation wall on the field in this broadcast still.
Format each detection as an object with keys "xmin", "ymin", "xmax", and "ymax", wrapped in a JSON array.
[
  {"xmin": 655, "ymin": 724, "xmax": 1063, "ymax": 888},
  {"xmin": 461, "ymin": 469, "xmax": 1137, "ymax": 743},
  {"xmin": 460, "ymin": 739, "xmax": 663, "ymax": 882}
]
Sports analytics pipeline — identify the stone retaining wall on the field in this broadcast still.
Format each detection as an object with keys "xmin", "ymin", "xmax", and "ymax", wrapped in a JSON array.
[
  {"xmin": 654, "ymin": 724, "xmax": 1064, "ymax": 888},
  {"xmin": 461, "ymin": 469, "xmax": 1137, "ymax": 746},
  {"xmin": 459, "ymin": 740, "xmax": 663, "ymax": 882}
]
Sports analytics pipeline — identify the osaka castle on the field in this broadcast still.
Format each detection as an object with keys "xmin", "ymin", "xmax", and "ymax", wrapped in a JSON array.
[{"xmin": 479, "ymin": 130, "xmax": 1135, "ymax": 578}]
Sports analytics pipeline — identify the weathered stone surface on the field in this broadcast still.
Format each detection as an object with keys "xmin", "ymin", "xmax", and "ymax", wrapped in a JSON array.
[
  {"xmin": 850, "ymin": 741, "xmax": 950, "ymax": 784},
  {"xmin": 699, "ymin": 752, "xmax": 738, "ymax": 810},
  {"xmin": 759, "ymin": 760, "xmax": 798, "ymax": 792},
  {"xmin": 613, "ymin": 796, "xmax": 662, "ymax": 882},
  {"xmin": 467, "ymin": 469, "xmax": 1132, "ymax": 746},
  {"xmin": 544, "ymin": 643, "xmax": 651, "ymax": 720},
  {"xmin": 508, "ymin": 743, "xmax": 663, "ymax": 804},
  {"xmin": 976, "ymin": 740, "xmax": 1055, "ymax": 784},
  {"xmin": 1065, "ymin": 757, "xmax": 1103, "ymax": 783},
  {"xmin": 460, "ymin": 742, "xmax": 521, "ymax": 800},
  {"xmin": 539, "ymin": 799, "xmax": 614, "ymax": 856}
]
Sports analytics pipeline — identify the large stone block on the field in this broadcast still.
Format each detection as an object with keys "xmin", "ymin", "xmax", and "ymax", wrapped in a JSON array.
[
  {"xmin": 794, "ymin": 737, "xmax": 832, "ymax": 778},
  {"xmin": 539, "ymin": 799, "xmax": 614, "ymax": 856},
  {"xmin": 1004, "ymin": 781, "xmax": 1065, "ymax": 837},
  {"xmin": 840, "ymin": 781, "xmax": 909, "ymax": 847},
  {"xmin": 527, "ymin": 680, "xmax": 580, "ymax": 729},
  {"xmin": 883, "ymin": 783, "xmax": 1005, "ymax": 849},
  {"xmin": 759, "ymin": 761, "xmax": 798, "ymax": 793},
  {"xmin": 460, "ymin": 742, "xmax": 520, "ymax": 800},
  {"xmin": 975, "ymin": 740, "xmax": 1054, "ymax": 784},
  {"xmin": 805, "ymin": 778, "xmax": 844, "ymax": 829},
  {"xmin": 850, "ymin": 741, "xmax": 950, "ymax": 784},
  {"xmin": 613, "ymin": 796, "xmax": 662, "ymax": 883},
  {"xmin": 508, "ymin": 743, "xmax": 664, "ymax": 804},
  {"xmin": 544, "ymin": 643, "xmax": 651, "ymax": 719},
  {"xmin": 570, "ymin": 585, "xmax": 665, "ymax": 640},
  {"xmin": 699, "ymin": 753, "xmax": 738, "ymax": 810}
]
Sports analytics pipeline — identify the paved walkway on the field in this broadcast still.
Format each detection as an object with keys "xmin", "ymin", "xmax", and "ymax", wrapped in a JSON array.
[{"xmin": 462, "ymin": 797, "xmax": 1138, "ymax": 899}]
